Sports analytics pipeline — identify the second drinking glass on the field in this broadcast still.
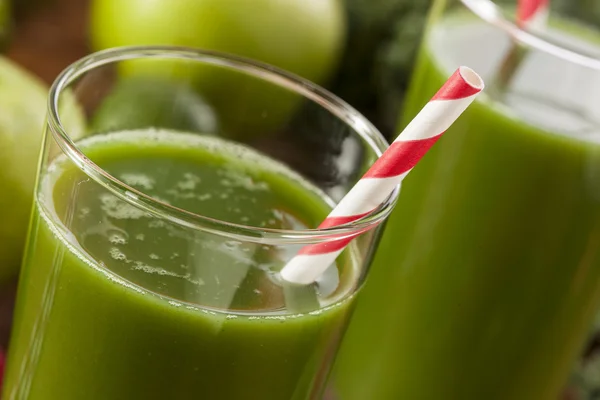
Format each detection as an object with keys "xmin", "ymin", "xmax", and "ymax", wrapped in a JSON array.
[{"xmin": 330, "ymin": 0, "xmax": 600, "ymax": 399}]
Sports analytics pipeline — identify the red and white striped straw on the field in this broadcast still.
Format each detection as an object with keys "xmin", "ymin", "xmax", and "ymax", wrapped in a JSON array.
[
  {"xmin": 280, "ymin": 66, "xmax": 484, "ymax": 285},
  {"xmin": 518, "ymin": 0, "xmax": 549, "ymax": 30}
]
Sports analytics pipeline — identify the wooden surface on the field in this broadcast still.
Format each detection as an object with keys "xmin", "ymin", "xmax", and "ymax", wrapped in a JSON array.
[{"xmin": 7, "ymin": 0, "xmax": 89, "ymax": 85}]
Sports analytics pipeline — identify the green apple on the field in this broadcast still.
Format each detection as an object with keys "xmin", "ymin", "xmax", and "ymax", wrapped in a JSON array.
[
  {"xmin": 88, "ymin": 0, "xmax": 347, "ymax": 139},
  {"xmin": 89, "ymin": 76, "xmax": 218, "ymax": 135},
  {"xmin": 89, "ymin": 0, "xmax": 346, "ymax": 87},
  {"xmin": 0, "ymin": 56, "xmax": 84, "ymax": 282}
]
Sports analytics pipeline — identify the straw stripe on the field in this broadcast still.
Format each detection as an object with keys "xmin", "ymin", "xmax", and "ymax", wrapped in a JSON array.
[
  {"xmin": 432, "ymin": 78, "xmax": 482, "ymax": 101},
  {"xmin": 398, "ymin": 96, "xmax": 481, "ymax": 142},
  {"xmin": 320, "ymin": 213, "xmax": 371, "ymax": 228},
  {"xmin": 363, "ymin": 137, "xmax": 441, "ymax": 178},
  {"xmin": 299, "ymin": 237, "xmax": 356, "ymax": 256},
  {"xmin": 280, "ymin": 67, "xmax": 484, "ymax": 285},
  {"xmin": 518, "ymin": 0, "xmax": 549, "ymax": 29},
  {"xmin": 328, "ymin": 176, "xmax": 402, "ymax": 217}
]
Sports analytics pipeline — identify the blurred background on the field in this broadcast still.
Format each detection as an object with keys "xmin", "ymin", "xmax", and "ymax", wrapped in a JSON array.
[
  {"xmin": 6, "ymin": 0, "xmax": 597, "ymax": 138},
  {"xmin": 2, "ymin": 0, "xmax": 433, "ymax": 140}
]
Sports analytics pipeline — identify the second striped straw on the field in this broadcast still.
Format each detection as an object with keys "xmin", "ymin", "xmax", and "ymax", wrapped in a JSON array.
[
  {"xmin": 518, "ymin": 0, "xmax": 549, "ymax": 30},
  {"xmin": 281, "ymin": 66, "xmax": 484, "ymax": 285}
]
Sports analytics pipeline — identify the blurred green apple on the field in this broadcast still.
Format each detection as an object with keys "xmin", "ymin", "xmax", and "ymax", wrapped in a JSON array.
[
  {"xmin": 89, "ymin": 76, "xmax": 218, "ymax": 135},
  {"xmin": 0, "ymin": 56, "xmax": 84, "ymax": 282},
  {"xmin": 89, "ymin": 0, "xmax": 347, "ymax": 139}
]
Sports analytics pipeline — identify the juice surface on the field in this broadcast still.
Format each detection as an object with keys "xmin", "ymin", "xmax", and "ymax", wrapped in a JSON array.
[
  {"xmin": 4, "ymin": 129, "xmax": 357, "ymax": 400},
  {"xmin": 330, "ymin": 11, "xmax": 600, "ymax": 400}
]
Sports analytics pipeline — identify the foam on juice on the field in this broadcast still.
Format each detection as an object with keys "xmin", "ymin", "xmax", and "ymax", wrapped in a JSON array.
[{"xmin": 37, "ymin": 129, "xmax": 359, "ymax": 315}]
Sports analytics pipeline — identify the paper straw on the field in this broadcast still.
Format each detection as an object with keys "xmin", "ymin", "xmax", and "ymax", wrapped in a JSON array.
[
  {"xmin": 493, "ymin": 0, "xmax": 550, "ymax": 93},
  {"xmin": 280, "ymin": 66, "xmax": 484, "ymax": 285},
  {"xmin": 518, "ymin": 0, "xmax": 549, "ymax": 30}
]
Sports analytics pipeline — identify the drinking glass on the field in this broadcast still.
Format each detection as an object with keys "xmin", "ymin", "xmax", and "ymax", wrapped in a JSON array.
[
  {"xmin": 328, "ymin": 1, "xmax": 600, "ymax": 400},
  {"xmin": 2, "ymin": 46, "xmax": 397, "ymax": 400}
]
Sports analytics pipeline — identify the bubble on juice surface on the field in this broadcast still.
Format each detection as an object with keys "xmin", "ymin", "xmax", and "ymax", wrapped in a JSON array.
[
  {"xmin": 148, "ymin": 219, "xmax": 166, "ymax": 229},
  {"xmin": 166, "ymin": 190, "xmax": 191, "ymax": 200},
  {"xmin": 198, "ymin": 193, "xmax": 212, "ymax": 201},
  {"xmin": 131, "ymin": 261, "xmax": 205, "ymax": 286},
  {"xmin": 119, "ymin": 173, "xmax": 155, "ymax": 190},
  {"xmin": 109, "ymin": 247, "xmax": 129, "ymax": 262},
  {"xmin": 132, "ymin": 261, "xmax": 174, "ymax": 276},
  {"xmin": 217, "ymin": 168, "xmax": 269, "ymax": 192},
  {"xmin": 108, "ymin": 230, "xmax": 128, "ymax": 245},
  {"xmin": 100, "ymin": 193, "xmax": 147, "ymax": 220},
  {"xmin": 164, "ymin": 172, "xmax": 206, "ymax": 202},
  {"xmin": 78, "ymin": 207, "xmax": 91, "ymax": 219},
  {"xmin": 177, "ymin": 172, "xmax": 201, "ymax": 190}
]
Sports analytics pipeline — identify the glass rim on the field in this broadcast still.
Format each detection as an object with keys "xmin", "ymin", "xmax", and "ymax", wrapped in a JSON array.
[
  {"xmin": 47, "ymin": 45, "xmax": 398, "ymax": 245},
  {"xmin": 462, "ymin": 0, "xmax": 600, "ymax": 70}
]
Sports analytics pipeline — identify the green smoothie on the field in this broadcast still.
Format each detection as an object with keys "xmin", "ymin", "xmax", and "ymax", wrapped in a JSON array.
[
  {"xmin": 330, "ymin": 10, "xmax": 600, "ymax": 400},
  {"xmin": 3, "ymin": 129, "xmax": 359, "ymax": 399}
]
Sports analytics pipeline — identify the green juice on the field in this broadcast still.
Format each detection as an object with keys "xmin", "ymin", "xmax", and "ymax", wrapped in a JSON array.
[
  {"xmin": 330, "ymin": 11, "xmax": 600, "ymax": 400},
  {"xmin": 3, "ymin": 129, "xmax": 358, "ymax": 399}
]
